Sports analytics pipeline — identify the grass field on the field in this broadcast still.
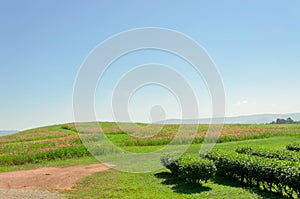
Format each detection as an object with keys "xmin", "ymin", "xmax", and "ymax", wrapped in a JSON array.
[
  {"xmin": 1, "ymin": 122, "xmax": 300, "ymax": 166},
  {"xmin": 1, "ymin": 122, "xmax": 300, "ymax": 198},
  {"xmin": 63, "ymin": 136, "xmax": 299, "ymax": 199}
]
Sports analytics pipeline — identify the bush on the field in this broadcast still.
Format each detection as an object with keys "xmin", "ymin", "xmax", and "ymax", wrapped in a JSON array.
[
  {"xmin": 287, "ymin": 143, "xmax": 300, "ymax": 152},
  {"xmin": 236, "ymin": 146, "xmax": 300, "ymax": 162},
  {"xmin": 160, "ymin": 153, "xmax": 216, "ymax": 184},
  {"xmin": 205, "ymin": 150, "xmax": 300, "ymax": 198},
  {"xmin": 178, "ymin": 155, "xmax": 216, "ymax": 184},
  {"xmin": 160, "ymin": 153, "xmax": 181, "ymax": 175},
  {"xmin": 0, "ymin": 145, "xmax": 90, "ymax": 166}
]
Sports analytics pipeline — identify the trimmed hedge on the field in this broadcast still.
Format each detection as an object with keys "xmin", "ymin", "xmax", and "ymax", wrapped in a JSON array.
[
  {"xmin": 160, "ymin": 153, "xmax": 216, "ymax": 184},
  {"xmin": 287, "ymin": 143, "xmax": 300, "ymax": 152},
  {"xmin": 178, "ymin": 155, "xmax": 217, "ymax": 184},
  {"xmin": 205, "ymin": 150, "xmax": 300, "ymax": 198},
  {"xmin": 160, "ymin": 153, "xmax": 181, "ymax": 175},
  {"xmin": 236, "ymin": 146, "xmax": 300, "ymax": 162}
]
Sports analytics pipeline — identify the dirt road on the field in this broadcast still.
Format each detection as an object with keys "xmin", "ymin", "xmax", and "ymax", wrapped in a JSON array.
[{"xmin": 0, "ymin": 163, "xmax": 112, "ymax": 199}]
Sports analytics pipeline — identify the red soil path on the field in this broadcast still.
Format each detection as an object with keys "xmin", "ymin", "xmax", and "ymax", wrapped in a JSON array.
[{"xmin": 0, "ymin": 163, "xmax": 112, "ymax": 190}]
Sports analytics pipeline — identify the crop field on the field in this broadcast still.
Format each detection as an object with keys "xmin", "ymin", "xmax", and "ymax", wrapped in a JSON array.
[
  {"xmin": 1, "ymin": 122, "xmax": 300, "ymax": 166},
  {"xmin": 0, "ymin": 123, "xmax": 300, "ymax": 198}
]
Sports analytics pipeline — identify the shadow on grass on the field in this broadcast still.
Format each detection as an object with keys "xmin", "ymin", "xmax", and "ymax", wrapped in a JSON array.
[
  {"xmin": 155, "ymin": 172, "xmax": 211, "ymax": 194},
  {"xmin": 212, "ymin": 176, "xmax": 290, "ymax": 199}
]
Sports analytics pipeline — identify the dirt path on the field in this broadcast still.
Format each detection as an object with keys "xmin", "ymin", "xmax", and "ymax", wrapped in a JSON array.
[
  {"xmin": 0, "ymin": 189, "xmax": 64, "ymax": 199},
  {"xmin": 0, "ymin": 163, "xmax": 112, "ymax": 199}
]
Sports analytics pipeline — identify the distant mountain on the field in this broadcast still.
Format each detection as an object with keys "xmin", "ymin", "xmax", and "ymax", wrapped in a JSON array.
[
  {"xmin": 0, "ymin": 130, "xmax": 18, "ymax": 136},
  {"xmin": 156, "ymin": 113, "xmax": 300, "ymax": 124}
]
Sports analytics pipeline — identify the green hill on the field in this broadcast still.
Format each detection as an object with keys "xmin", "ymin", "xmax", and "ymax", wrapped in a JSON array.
[{"xmin": 1, "ymin": 122, "xmax": 300, "ymax": 166}]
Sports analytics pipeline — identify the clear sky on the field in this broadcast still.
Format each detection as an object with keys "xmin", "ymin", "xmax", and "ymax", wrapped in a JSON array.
[{"xmin": 1, "ymin": 1, "xmax": 300, "ymax": 130}]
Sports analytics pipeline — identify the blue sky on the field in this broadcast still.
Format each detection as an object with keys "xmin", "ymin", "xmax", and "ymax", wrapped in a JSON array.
[{"xmin": 1, "ymin": 1, "xmax": 300, "ymax": 130}]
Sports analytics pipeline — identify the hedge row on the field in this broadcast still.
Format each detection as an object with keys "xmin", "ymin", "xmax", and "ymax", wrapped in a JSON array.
[
  {"xmin": 160, "ymin": 153, "xmax": 216, "ymax": 184},
  {"xmin": 287, "ymin": 143, "xmax": 300, "ymax": 152},
  {"xmin": 236, "ymin": 146, "xmax": 300, "ymax": 162},
  {"xmin": 205, "ymin": 150, "xmax": 300, "ymax": 198},
  {"xmin": 0, "ymin": 145, "xmax": 90, "ymax": 166}
]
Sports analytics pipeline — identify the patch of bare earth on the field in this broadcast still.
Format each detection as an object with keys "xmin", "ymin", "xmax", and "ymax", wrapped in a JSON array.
[
  {"xmin": 0, "ymin": 163, "xmax": 112, "ymax": 199},
  {"xmin": 0, "ymin": 189, "xmax": 63, "ymax": 199}
]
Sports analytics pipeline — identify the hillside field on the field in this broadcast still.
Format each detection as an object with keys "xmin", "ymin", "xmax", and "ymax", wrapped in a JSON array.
[{"xmin": 0, "ymin": 123, "xmax": 300, "ymax": 198}]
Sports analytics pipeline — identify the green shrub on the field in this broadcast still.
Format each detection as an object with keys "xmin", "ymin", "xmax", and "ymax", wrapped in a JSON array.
[
  {"xmin": 205, "ymin": 150, "xmax": 300, "ymax": 198},
  {"xmin": 236, "ymin": 146, "xmax": 300, "ymax": 161},
  {"xmin": 178, "ymin": 155, "xmax": 216, "ymax": 184},
  {"xmin": 0, "ymin": 145, "xmax": 90, "ymax": 166},
  {"xmin": 287, "ymin": 143, "xmax": 300, "ymax": 152},
  {"xmin": 160, "ymin": 153, "xmax": 216, "ymax": 184},
  {"xmin": 160, "ymin": 153, "xmax": 181, "ymax": 175}
]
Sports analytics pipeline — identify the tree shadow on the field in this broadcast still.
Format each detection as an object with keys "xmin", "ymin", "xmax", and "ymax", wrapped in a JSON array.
[
  {"xmin": 155, "ymin": 171, "xmax": 211, "ymax": 194},
  {"xmin": 212, "ymin": 176, "xmax": 290, "ymax": 199}
]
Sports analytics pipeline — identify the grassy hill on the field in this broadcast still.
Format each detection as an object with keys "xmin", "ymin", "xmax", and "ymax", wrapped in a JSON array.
[
  {"xmin": 1, "ymin": 122, "xmax": 300, "ymax": 198},
  {"xmin": 1, "ymin": 122, "xmax": 300, "ymax": 166}
]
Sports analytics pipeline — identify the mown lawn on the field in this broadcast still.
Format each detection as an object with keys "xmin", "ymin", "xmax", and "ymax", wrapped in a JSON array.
[{"xmin": 65, "ymin": 169, "xmax": 288, "ymax": 199}]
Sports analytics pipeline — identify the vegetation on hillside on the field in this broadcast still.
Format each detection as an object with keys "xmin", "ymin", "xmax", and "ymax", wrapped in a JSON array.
[
  {"xmin": 162, "ymin": 142, "xmax": 300, "ymax": 198},
  {"xmin": 1, "ymin": 122, "xmax": 300, "ymax": 166},
  {"xmin": 64, "ymin": 137, "xmax": 299, "ymax": 199},
  {"xmin": 1, "ymin": 123, "xmax": 300, "ymax": 198},
  {"xmin": 270, "ymin": 117, "xmax": 300, "ymax": 124}
]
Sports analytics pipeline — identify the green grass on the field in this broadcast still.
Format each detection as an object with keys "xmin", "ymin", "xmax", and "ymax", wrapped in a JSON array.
[
  {"xmin": 1, "ymin": 122, "xmax": 300, "ymax": 198},
  {"xmin": 1, "ymin": 122, "xmax": 300, "ymax": 166},
  {"xmin": 103, "ymin": 123, "xmax": 300, "ymax": 147},
  {"xmin": 63, "ymin": 136, "xmax": 300, "ymax": 199},
  {"xmin": 64, "ymin": 167, "xmax": 287, "ymax": 199}
]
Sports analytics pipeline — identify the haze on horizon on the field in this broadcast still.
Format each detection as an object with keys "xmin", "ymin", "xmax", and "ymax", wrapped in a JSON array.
[{"xmin": 1, "ymin": 1, "xmax": 300, "ymax": 130}]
